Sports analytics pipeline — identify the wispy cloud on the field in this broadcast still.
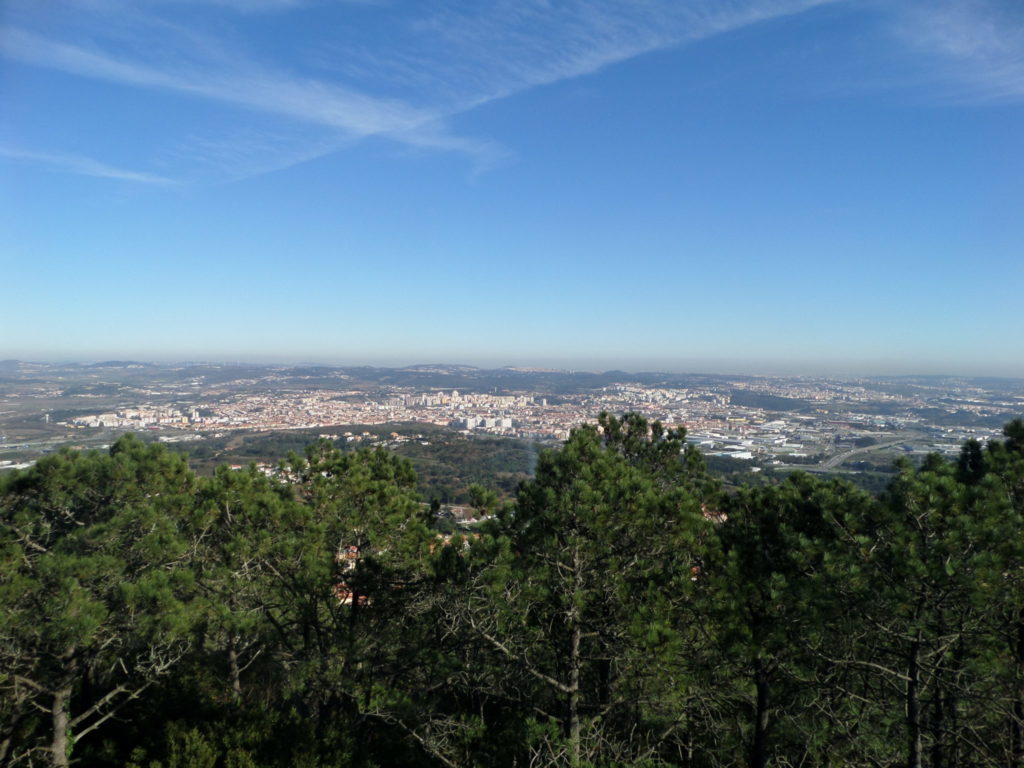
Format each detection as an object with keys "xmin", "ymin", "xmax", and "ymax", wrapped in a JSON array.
[
  {"xmin": 0, "ymin": 145, "xmax": 176, "ymax": 184},
  {"xmin": 168, "ymin": 128, "xmax": 354, "ymax": 183},
  {"xmin": 320, "ymin": 0, "xmax": 846, "ymax": 111},
  {"xmin": 0, "ymin": 0, "xmax": 843, "ymax": 180},
  {"xmin": 146, "ymin": 0, "xmax": 379, "ymax": 11},
  {"xmin": 890, "ymin": 0, "xmax": 1024, "ymax": 102},
  {"xmin": 1, "ymin": 28, "xmax": 436, "ymax": 138}
]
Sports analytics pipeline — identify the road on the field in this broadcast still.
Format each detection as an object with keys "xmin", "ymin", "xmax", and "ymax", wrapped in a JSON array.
[{"xmin": 817, "ymin": 437, "xmax": 911, "ymax": 470}]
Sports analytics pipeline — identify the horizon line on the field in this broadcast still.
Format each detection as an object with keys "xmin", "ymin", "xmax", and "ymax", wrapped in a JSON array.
[{"xmin": 5, "ymin": 357, "xmax": 1024, "ymax": 382}]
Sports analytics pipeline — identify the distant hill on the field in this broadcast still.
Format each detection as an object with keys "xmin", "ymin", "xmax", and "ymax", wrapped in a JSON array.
[
  {"xmin": 397, "ymin": 364, "xmax": 481, "ymax": 373},
  {"xmin": 87, "ymin": 361, "xmax": 157, "ymax": 368}
]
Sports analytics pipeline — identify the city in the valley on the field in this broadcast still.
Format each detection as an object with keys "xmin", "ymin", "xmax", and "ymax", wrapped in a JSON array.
[{"xmin": 2, "ymin": 360, "xmax": 1021, "ymax": 479}]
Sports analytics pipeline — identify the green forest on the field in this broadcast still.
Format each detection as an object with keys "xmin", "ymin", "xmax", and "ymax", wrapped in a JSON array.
[{"xmin": 4, "ymin": 413, "xmax": 1024, "ymax": 768}]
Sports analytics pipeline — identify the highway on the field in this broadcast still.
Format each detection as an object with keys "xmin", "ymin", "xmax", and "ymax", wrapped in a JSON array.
[{"xmin": 817, "ymin": 437, "xmax": 912, "ymax": 470}]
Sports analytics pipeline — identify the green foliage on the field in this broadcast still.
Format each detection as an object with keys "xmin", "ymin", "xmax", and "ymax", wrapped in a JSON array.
[
  {"xmin": 0, "ymin": 435, "xmax": 197, "ymax": 766},
  {"xmin": 445, "ymin": 413, "xmax": 719, "ymax": 766},
  {"xmin": 711, "ymin": 473, "xmax": 875, "ymax": 766},
  {"xmin": 4, "ymin": 416, "xmax": 1024, "ymax": 767}
]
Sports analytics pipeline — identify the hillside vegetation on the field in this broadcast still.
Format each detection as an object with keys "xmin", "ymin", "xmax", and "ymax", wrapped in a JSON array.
[{"xmin": 3, "ymin": 413, "xmax": 1024, "ymax": 767}]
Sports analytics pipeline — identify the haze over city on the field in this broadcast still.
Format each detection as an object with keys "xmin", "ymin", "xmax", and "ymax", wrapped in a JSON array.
[{"xmin": 2, "ymin": 0, "xmax": 1022, "ymax": 375}]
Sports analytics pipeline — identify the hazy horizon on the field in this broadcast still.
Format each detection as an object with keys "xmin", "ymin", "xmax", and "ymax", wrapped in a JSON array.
[{"xmin": 7, "ymin": 353, "xmax": 1024, "ymax": 381}]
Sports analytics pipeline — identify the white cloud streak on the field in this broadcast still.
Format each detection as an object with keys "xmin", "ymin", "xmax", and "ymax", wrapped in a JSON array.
[
  {"xmin": 0, "ymin": 145, "xmax": 177, "ymax": 184},
  {"xmin": 891, "ymin": 0, "xmax": 1024, "ymax": 102},
  {"xmin": 0, "ymin": 0, "xmax": 843, "ymax": 180},
  {"xmin": 1, "ymin": 28, "xmax": 435, "ymax": 137},
  {"xmin": 426, "ymin": 0, "xmax": 842, "ymax": 103},
  {"xmin": 320, "ymin": 0, "xmax": 846, "ymax": 112}
]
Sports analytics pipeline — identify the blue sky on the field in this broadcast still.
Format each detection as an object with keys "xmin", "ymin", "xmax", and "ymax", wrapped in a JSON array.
[{"xmin": 2, "ymin": 0, "xmax": 1022, "ymax": 376}]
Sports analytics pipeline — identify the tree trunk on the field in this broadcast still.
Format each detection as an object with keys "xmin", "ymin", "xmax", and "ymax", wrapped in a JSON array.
[
  {"xmin": 930, "ymin": 609, "xmax": 946, "ymax": 768},
  {"xmin": 907, "ymin": 639, "xmax": 923, "ymax": 768},
  {"xmin": 597, "ymin": 657, "xmax": 611, "ymax": 708},
  {"xmin": 349, "ymin": 588, "xmax": 361, "ymax": 630},
  {"xmin": 569, "ymin": 620, "xmax": 581, "ymax": 768},
  {"xmin": 948, "ymin": 636, "xmax": 964, "ymax": 768},
  {"xmin": 50, "ymin": 650, "xmax": 77, "ymax": 768},
  {"xmin": 751, "ymin": 663, "xmax": 770, "ymax": 768},
  {"xmin": 1012, "ymin": 615, "xmax": 1024, "ymax": 768},
  {"xmin": 50, "ymin": 683, "xmax": 72, "ymax": 768},
  {"xmin": 930, "ymin": 680, "xmax": 943, "ymax": 768},
  {"xmin": 568, "ymin": 541, "xmax": 583, "ymax": 768},
  {"xmin": 228, "ymin": 639, "xmax": 243, "ymax": 702}
]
